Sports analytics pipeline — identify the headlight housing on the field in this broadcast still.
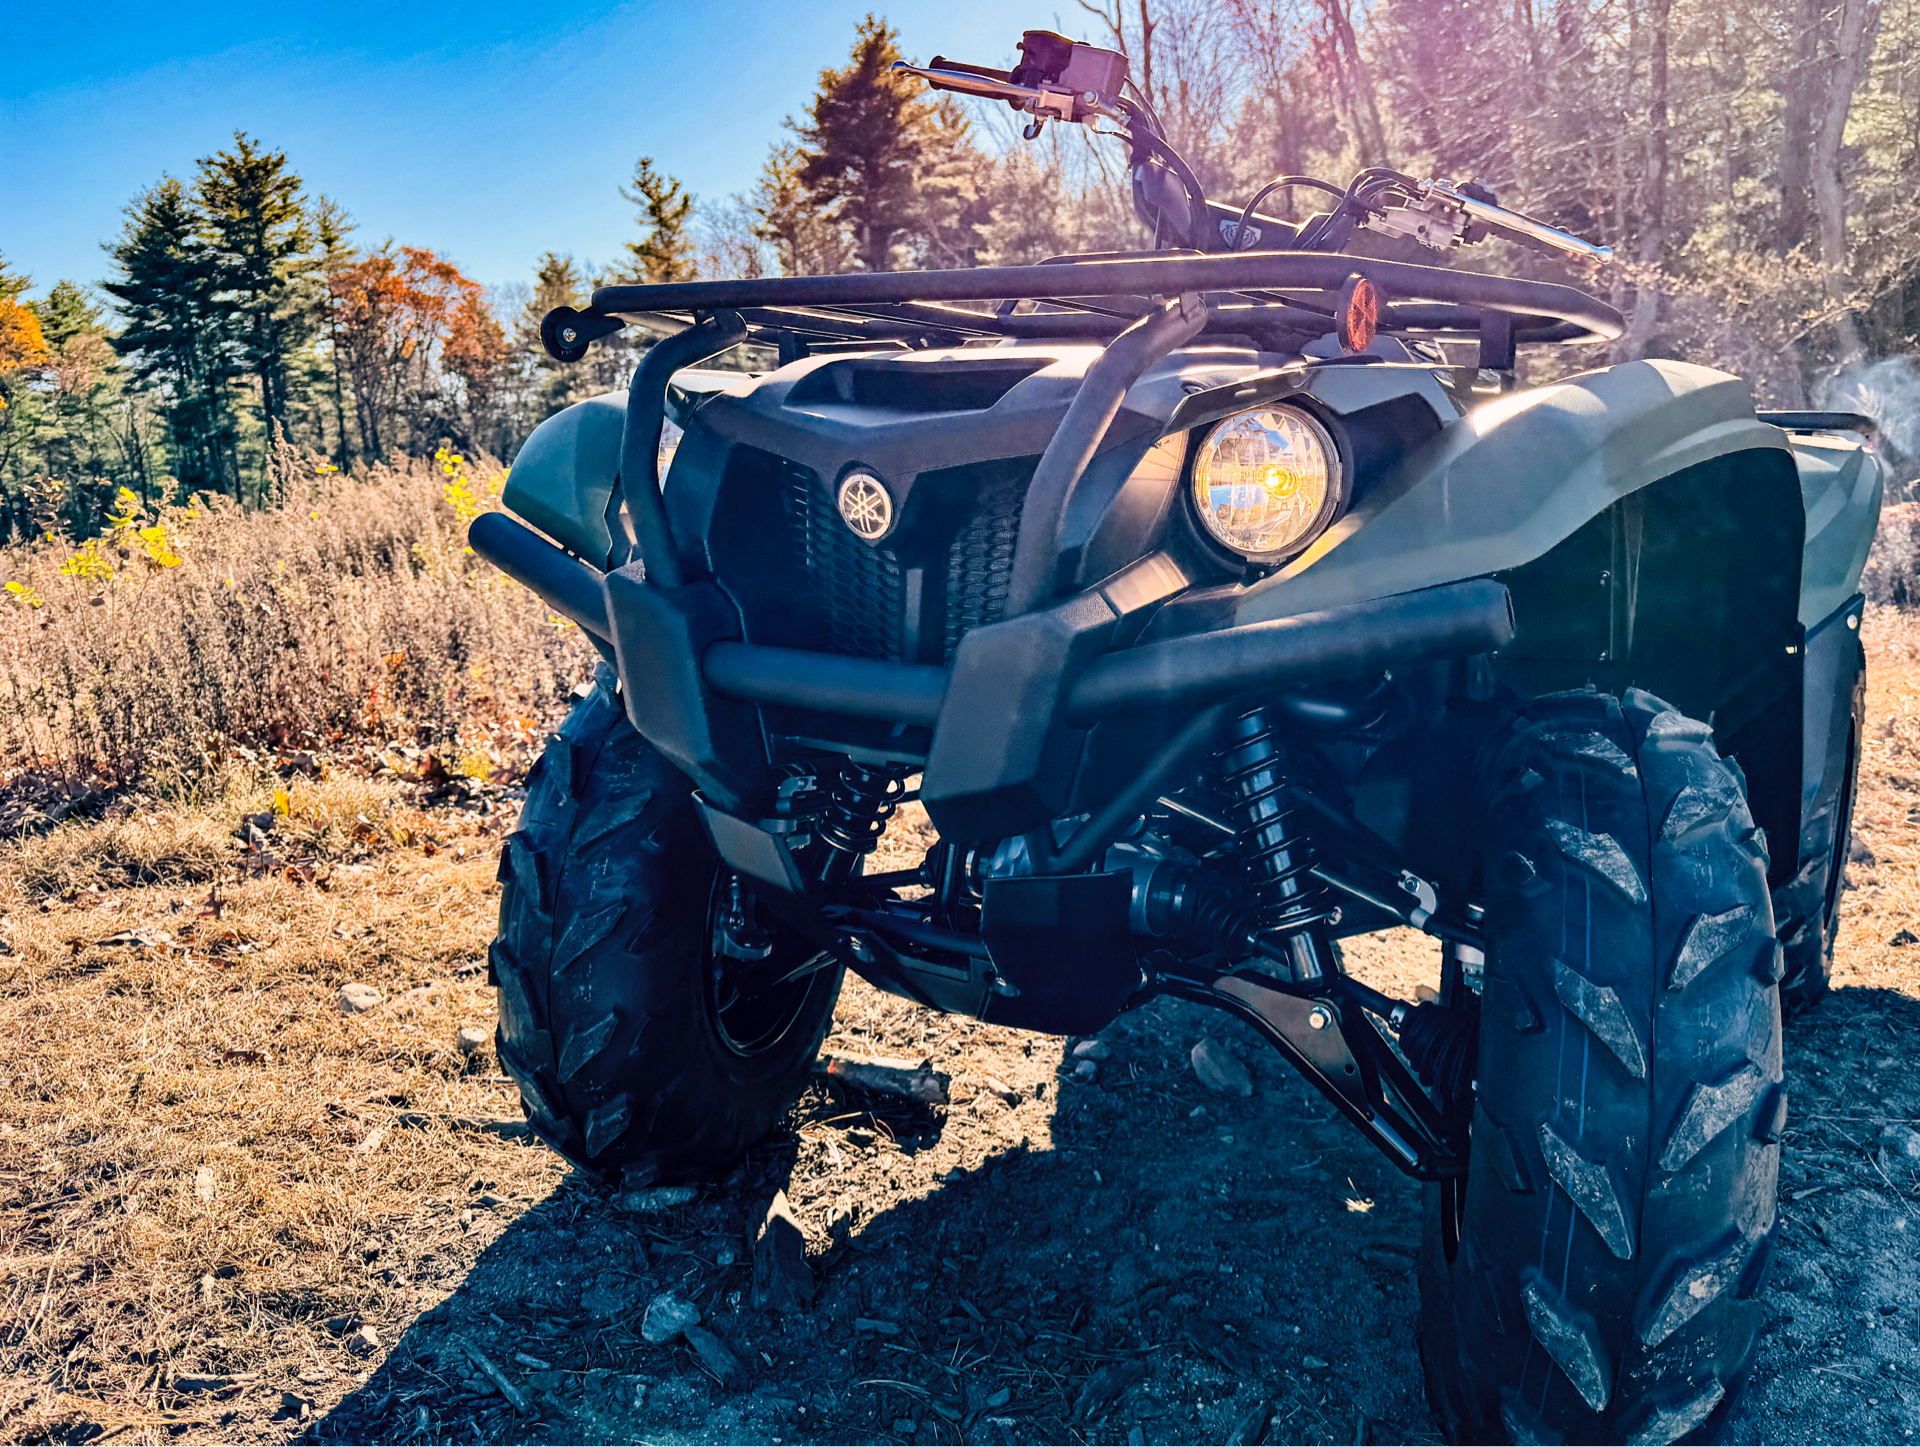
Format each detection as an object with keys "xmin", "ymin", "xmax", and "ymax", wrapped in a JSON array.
[{"xmin": 1189, "ymin": 404, "xmax": 1343, "ymax": 561}]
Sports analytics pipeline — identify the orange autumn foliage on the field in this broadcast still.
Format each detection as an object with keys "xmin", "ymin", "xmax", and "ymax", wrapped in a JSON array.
[
  {"xmin": 328, "ymin": 246, "xmax": 506, "ymax": 461},
  {"xmin": 0, "ymin": 299, "xmax": 50, "ymax": 372}
]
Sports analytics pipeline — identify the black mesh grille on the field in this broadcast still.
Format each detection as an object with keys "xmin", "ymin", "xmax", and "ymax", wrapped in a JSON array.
[
  {"xmin": 777, "ymin": 458, "xmax": 1031, "ymax": 664},
  {"xmin": 943, "ymin": 472, "xmax": 1025, "ymax": 659},
  {"xmin": 783, "ymin": 462, "xmax": 903, "ymax": 660}
]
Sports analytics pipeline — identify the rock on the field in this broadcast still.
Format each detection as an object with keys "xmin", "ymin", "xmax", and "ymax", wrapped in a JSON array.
[
  {"xmin": 640, "ymin": 1292, "xmax": 700, "ymax": 1345},
  {"xmin": 892, "ymin": 1419, "xmax": 916, "ymax": 1435},
  {"xmin": 1191, "ymin": 1038, "xmax": 1253, "ymax": 1097},
  {"xmin": 846, "ymin": 1127, "xmax": 876, "ymax": 1147},
  {"xmin": 1073, "ymin": 1059, "xmax": 1100, "ymax": 1083},
  {"xmin": 1878, "ymin": 1124, "xmax": 1920, "ymax": 1159},
  {"xmin": 683, "ymin": 1325, "xmax": 742, "ymax": 1386},
  {"xmin": 455, "ymin": 1026, "xmax": 489, "ymax": 1055},
  {"xmin": 346, "ymin": 1324, "xmax": 381, "ymax": 1356},
  {"xmin": 715, "ymin": 1245, "xmax": 737, "ymax": 1269},
  {"xmin": 1851, "ymin": 837, "xmax": 1877, "ymax": 866},
  {"xmin": 338, "ymin": 982, "xmax": 384, "ymax": 1013},
  {"xmin": 193, "ymin": 1167, "xmax": 216, "ymax": 1202},
  {"xmin": 1302, "ymin": 1354, "xmax": 1329, "ymax": 1369},
  {"xmin": 615, "ymin": 1184, "xmax": 698, "ymax": 1214},
  {"xmin": 752, "ymin": 1190, "xmax": 815, "ymax": 1312},
  {"xmin": 1073, "ymin": 1039, "xmax": 1112, "ymax": 1061}
]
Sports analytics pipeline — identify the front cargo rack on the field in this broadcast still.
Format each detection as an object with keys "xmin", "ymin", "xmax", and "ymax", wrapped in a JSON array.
[{"xmin": 553, "ymin": 249, "xmax": 1624, "ymax": 371}]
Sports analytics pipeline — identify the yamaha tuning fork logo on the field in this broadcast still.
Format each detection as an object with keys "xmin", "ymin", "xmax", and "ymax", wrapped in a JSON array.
[{"xmin": 836, "ymin": 471, "xmax": 893, "ymax": 540}]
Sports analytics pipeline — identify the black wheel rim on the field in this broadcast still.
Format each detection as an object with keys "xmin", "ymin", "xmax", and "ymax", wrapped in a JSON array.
[{"xmin": 702, "ymin": 870, "xmax": 832, "ymax": 1057}]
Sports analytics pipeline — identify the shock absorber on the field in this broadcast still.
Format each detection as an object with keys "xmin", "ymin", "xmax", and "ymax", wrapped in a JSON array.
[
  {"xmin": 1216, "ymin": 706, "xmax": 1338, "ymax": 983},
  {"xmin": 814, "ymin": 759, "xmax": 908, "ymax": 884}
]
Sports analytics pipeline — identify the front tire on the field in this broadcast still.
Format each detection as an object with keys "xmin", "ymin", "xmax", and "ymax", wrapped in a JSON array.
[
  {"xmin": 491, "ymin": 670, "xmax": 843, "ymax": 1186},
  {"xmin": 1420, "ymin": 689, "xmax": 1783, "ymax": 1444}
]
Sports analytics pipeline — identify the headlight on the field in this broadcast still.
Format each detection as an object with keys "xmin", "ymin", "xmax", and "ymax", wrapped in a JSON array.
[{"xmin": 1189, "ymin": 405, "xmax": 1342, "ymax": 560}]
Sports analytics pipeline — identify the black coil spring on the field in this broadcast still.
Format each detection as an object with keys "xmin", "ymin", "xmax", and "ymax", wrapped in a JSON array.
[
  {"xmin": 817, "ymin": 760, "xmax": 908, "ymax": 858},
  {"xmin": 1216, "ymin": 706, "xmax": 1335, "ymax": 935}
]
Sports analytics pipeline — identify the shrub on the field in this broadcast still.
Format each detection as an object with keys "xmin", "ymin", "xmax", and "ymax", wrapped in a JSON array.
[
  {"xmin": 1864, "ymin": 501, "xmax": 1920, "ymax": 609},
  {"xmin": 0, "ymin": 446, "xmax": 596, "ymax": 798}
]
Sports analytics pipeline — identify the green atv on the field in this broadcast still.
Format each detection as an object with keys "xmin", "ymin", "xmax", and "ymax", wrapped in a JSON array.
[{"xmin": 467, "ymin": 28, "xmax": 1881, "ymax": 1443}]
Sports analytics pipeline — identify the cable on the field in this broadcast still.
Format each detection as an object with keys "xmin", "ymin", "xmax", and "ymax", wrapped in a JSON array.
[
  {"xmin": 1231, "ymin": 174, "xmax": 1347, "ymax": 251},
  {"xmin": 1295, "ymin": 165, "xmax": 1420, "ymax": 251}
]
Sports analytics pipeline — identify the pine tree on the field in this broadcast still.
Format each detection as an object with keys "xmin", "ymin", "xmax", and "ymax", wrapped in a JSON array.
[
  {"xmin": 310, "ymin": 196, "xmax": 357, "ymax": 471},
  {"xmin": 30, "ymin": 282, "xmax": 147, "ymax": 524},
  {"xmin": 619, "ymin": 158, "xmax": 697, "ymax": 284},
  {"xmin": 523, "ymin": 252, "xmax": 586, "ymax": 338},
  {"xmin": 196, "ymin": 133, "xmax": 318, "ymax": 492},
  {"xmin": 752, "ymin": 143, "xmax": 856, "ymax": 276},
  {"xmin": 104, "ymin": 178, "xmax": 240, "ymax": 496},
  {"xmin": 794, "ymin": 16, "xmax": 961, "ymax": 272}
]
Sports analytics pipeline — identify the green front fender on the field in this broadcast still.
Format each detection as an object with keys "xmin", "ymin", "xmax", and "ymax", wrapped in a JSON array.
[{"xmin": 1236, "ymin": 358, "xmax": 1793, "ymax": 623}]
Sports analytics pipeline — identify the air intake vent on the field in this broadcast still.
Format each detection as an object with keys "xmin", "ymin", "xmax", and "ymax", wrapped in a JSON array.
[{"xmin": 788, "ymin": 359, "xmax": 1050, "ymax": 414}]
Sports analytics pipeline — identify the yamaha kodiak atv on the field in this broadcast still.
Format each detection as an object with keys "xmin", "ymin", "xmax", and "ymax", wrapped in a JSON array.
[{"xmin": 469, "ymin": 29, "xmax": 1882, "ymax": 1444}]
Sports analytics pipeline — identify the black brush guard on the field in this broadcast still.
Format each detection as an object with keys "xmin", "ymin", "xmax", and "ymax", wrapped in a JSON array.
[{"xmin": 469, "ymin": 507, "xmax": 1514, "ymax": 795}]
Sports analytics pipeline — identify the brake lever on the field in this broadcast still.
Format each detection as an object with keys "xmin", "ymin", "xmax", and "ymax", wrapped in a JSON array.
[
  {"xmin": 889, "ymin": 60, "xmax": 1128, "ymax": 128},
  {"xmin": 1421, "ymin": 179, "xmax": 1613, "ymax": 264}
]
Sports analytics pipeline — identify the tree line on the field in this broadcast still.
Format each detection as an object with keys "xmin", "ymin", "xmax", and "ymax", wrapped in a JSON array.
[{"xmin": 3, "ymin": 1, "xmax": 1916, "ymax": 540}]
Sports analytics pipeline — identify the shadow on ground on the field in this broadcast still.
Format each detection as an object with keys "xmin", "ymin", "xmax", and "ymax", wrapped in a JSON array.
[
  {"xmin": 310, "ymin": 990, "xmax": 1426, "ymax": 1446},
  {"xmin": 308, "ymin": 984, "xmax": 1919, "ymax": 1446}
]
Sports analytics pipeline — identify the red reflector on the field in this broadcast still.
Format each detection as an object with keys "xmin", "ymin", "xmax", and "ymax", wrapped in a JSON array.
[{"xmin": 1338, "ymin": 274, "xmax": 1381, "ymax": 354}]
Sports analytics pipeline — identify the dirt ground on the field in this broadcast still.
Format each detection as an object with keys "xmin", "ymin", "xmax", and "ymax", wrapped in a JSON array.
[{"xmin": 5, "ymin": 624, "xmax": 1920, "ymax": 1445}]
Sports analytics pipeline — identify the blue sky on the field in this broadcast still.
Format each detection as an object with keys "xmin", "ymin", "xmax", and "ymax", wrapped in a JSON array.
[{"xmin": 4, "ymin": 1, "xmax": 1068, "ymax": 299}]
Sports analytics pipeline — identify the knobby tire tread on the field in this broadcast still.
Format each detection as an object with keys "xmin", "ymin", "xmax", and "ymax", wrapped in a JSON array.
[
  {"xmin": 491, "ymin": 668, "xmax": 842, "ymax": 1185},
  {"xmin": 1419, "ymin": 688, "xmax": 1783, "ymax": 1445}
]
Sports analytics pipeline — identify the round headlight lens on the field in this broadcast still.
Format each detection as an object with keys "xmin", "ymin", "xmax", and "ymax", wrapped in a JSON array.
[{"xmin": 1190, "ymin": 406, "xmax": 1339, "ymax": 559}]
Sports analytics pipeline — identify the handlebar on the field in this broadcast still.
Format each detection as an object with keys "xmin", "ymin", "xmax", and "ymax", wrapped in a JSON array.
[{"xmin": 897, "ymin": 35, "xmax": 1613, "ymax": 269}]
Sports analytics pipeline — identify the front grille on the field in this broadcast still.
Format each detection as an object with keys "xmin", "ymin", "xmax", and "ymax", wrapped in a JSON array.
[
  {"xmin": 784, "ymin": 462, "xmax": 903, "ymax": 659},
  {"xmin": 778, "ymin": 458, "xmax": 1030, "ymax": 663},
  {"xmin": 943, "ymin": 470, "xmax": 1025, "ymax": 658}
]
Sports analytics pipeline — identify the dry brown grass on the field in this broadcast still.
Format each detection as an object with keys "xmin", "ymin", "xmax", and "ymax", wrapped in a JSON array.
[
  {"xmin": 0, "ymin": 814, "xmax": 566, "ymax": 1443},
  {"xmin": 1824, "ymin": 605, "xmax": 1920, "ymax": 992},
  {"xmin": 0, "ymin": 447, "xmax": 596, "ymax": 802}
]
